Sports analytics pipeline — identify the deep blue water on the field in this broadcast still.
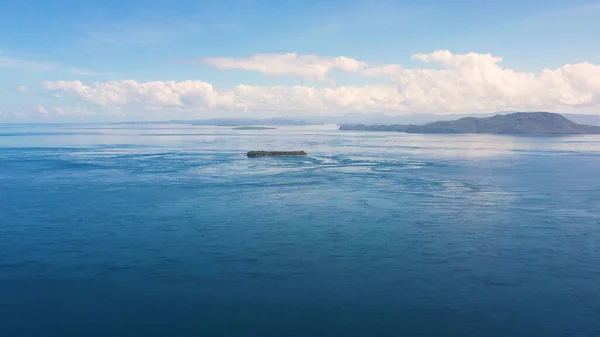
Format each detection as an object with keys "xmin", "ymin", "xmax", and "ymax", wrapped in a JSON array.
[{"xmin": 1, "ymin": 124, "xmax": 600, "ymax": 337}]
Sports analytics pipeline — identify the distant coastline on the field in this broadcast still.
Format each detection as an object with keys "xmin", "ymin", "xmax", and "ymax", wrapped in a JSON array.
[
  {"xmin": 190, "ymin": 118, "xmax": 311, "ymax": 126},
  {"xmin": 339, "ymin": 112, "xmax": 600, "ymax": 135},
  {"xmin": 232, "ymin": 126, "xmax": 276, "ymax": 130}
]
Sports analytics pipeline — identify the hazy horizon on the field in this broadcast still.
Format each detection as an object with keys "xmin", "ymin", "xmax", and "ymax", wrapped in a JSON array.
[{"xmin": 3, "ymin": 111, "xmax": 600, "ymax": 127}]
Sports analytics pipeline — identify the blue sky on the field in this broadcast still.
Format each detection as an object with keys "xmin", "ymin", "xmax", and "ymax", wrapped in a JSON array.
[{"xmin": 1, "ymin": 0, "xmax": 600, "ymax": 121}]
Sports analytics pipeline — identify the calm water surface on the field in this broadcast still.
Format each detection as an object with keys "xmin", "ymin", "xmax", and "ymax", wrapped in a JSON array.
[{"xmin": 1, "ymin": 124, "xmax": 599, "ymax": 336}]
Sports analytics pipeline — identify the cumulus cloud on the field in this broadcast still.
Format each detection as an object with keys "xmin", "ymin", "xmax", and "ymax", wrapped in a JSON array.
[
  {"xmin": 201, "ymin": 53, "xmax": 368, "ymax": 81},
  {"xmin": 41, "ymin": 79, "xmax": 404, "ymax": 114},
  {"xmin": 391, "ymin": 51, "xmax": 600, "ymax": 111},
  {"xmin": 41, "ymin": 80, "xmax": 230, "ymax": 109},
  {"xmin": 38, "ymin": 50, "xmax": 600, "ymax": 116}
]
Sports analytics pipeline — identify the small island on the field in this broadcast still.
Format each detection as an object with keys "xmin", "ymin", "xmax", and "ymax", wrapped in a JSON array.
[
  {"xmin": 339, "ymin": 112, "xmax": 600, "ymax": 135},
  {"xmin": 232, "ymin": 126, "xmax": 276, "ymax": 130},
  {"xmin": 247, "ymin": 151, "xmax": 307, "ymax": 157}
]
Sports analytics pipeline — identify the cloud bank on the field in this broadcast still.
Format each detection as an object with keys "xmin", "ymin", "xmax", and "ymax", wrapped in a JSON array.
[{"xmin": 36, "ymin": 50, "xmax": 600, "ymax": 118}]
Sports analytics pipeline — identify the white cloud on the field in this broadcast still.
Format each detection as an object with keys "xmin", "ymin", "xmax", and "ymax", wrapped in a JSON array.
[
  {"xmin": 50, "ymin": 106, "xmax": 96, "ymax": 116},
  {"xmin": 201, "ymin": 53, "xmax": 368, "ymax": 81},
  {"xmin": 15, "ymin": 85, "xmax": 31, "ymax": 93},
  {"xmin": 390, "ymin": 51, "xmax": 600, "ymax": 111},
  {"xmin": 37, "ymin": 50, "xmax": 600, "ymax": 117},
  {"xmin": 40, "ymin": 79, "xmax": 404, "ymax": 115},
  {"xmin": 41, "ymin": 80, "xmax": 225, "ymax": 108},
  {"xmin": 32, "ymin": 105, "xmax": 49, "ymax": 115},
  {"xmin": 31, "ymin": 105, "xmax": 96, "ymax": 116}
]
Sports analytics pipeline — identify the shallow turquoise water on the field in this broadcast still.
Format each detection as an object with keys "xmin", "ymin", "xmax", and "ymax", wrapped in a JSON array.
[{"xmin": 1, "ymin": 124, "xmax": 600, "ymax": 336}]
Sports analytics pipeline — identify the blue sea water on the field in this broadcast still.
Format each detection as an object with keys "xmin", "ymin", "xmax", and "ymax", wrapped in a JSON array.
[{"xmin": 1, "ymin": 123, "xmax": 599, "ymax": 337}]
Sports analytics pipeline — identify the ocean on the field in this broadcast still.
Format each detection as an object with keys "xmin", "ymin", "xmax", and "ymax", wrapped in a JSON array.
[{"xmin": 1, "ymin": 124, "xmax": 599, "ymax": 337}]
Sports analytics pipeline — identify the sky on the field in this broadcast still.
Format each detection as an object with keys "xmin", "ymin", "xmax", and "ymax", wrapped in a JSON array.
[{"xmin": 1, "ymin": 0, "xmax": 600, "ymax": 122}]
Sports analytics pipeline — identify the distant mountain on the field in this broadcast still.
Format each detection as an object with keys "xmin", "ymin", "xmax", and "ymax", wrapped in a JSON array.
[
  {"xmin": 307, "ymin": 112, "xmax": 507, "ymax": 125},
  {"xmin": 114, "ymin": 118, "xmax": 313, "ymax": 126},
  {"xmin": 309, "ymin": 112, "xmax": 600, "ymax": 126},
  {"xmin": 306, "ymin": 113, "xmax": 469, "ymax": 125},
  {"xmin": 107, "ymin": 112, "xmax": 600, "ymax": 127},
  {"xmin": 190, "ymin": 118, "xmax": 312, "ymax": 126},
  {"xmin": 339, "ymin": 112, "xmax": 600, "ymax": 135},
  {"xmin": 109, "ymin": 112, "xmax": 600, "ymax": 127}
]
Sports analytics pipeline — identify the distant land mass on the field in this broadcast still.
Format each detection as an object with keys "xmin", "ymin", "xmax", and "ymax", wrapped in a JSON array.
[
  {"xmin": 107, "ymin": 113, "xmax": 600, "ymax": 127},
  {"xmin": 339, "ymin": 112, "xmax": 600, "ymax": 135},
  {"xmin": 304, "ymin": 112, "xmax": 600, "ymax": 126},
  {"xmin": 232, "ymin": 126, "xmax": 276, "ymax": 130},
  {"xmin": 190, "ymin": 118, "xmax": 312, "ymax": 126},
  {"xmin": 115, "ymin": 118, "xmax": 312, "ymax": 126}
]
